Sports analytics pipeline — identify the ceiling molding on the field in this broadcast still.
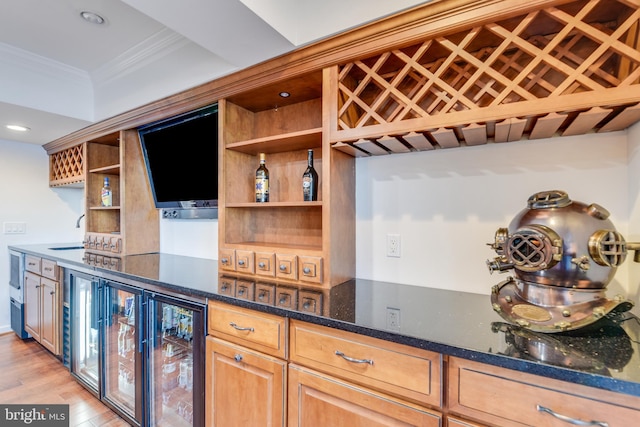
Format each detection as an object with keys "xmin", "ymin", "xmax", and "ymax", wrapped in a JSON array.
[
  {"xmin": 91, "ymin": 28, "xmax": 192, "ymax": 87},
  {"xmin": 0, "ymin": 42, "xmax": 90, "ymax": 88}
]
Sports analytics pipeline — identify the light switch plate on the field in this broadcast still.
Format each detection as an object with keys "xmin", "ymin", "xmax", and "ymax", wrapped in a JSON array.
[{"xmin": 3, "ymin": 222, "xmax": 26, "ymax": 234}]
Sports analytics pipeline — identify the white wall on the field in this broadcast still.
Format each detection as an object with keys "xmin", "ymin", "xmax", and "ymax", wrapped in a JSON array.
[
  {"xmin": 0, "ymin": 139, "xmax": 84, "ymax": 333},
  {"xmin": 355, "ymin": 131, "xmax": 634, "ymax": 297}
]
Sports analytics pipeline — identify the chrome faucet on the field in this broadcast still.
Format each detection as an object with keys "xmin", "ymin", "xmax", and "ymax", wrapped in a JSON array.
[{"xmin": 75, "ymin": 213, "xmax": 85, "ymax": 228}]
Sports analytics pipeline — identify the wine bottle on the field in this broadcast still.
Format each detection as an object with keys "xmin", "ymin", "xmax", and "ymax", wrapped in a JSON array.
[
  {"xmin": 101, "ymin": 177, "xmax": 113, "ymax": 207},
  {"xmin": 255, "ymin": 153, "xmax": 269, "ymax": 202},
  {"xmin": 302, "ymin": 149, "xmax": 318, "ymax": 201}
]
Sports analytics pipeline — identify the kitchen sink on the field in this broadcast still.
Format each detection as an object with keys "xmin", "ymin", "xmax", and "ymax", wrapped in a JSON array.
[{"xmin": 48, "ymin": 246, "xmax": 85, "ymax": 250}]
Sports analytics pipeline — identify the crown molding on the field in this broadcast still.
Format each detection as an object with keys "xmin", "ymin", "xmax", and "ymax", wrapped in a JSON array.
[{"xmin": 91, "ymin": 28, "xmax": 192, "ymax": 87}]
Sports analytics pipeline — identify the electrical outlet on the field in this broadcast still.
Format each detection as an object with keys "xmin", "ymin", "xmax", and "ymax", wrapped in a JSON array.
[
  {"xmin": 387, "ymin": 233, "xmax": 401, "ymax": 257},
  {"xmin": 3, "ymin": 222, "xmax": 26, "ymax": 234},
  {"xmin": 386, "ymin": 307, "xmax": 401, "ymax": 331}
]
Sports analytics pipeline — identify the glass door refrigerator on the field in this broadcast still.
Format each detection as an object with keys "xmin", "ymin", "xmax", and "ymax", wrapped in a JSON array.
[
  {"xmin": 103, "ymin": 280, "xmax": 144, "ymax": 426},
  {"xmin": 69, "ymin": 270, "xmax": 101, "ymax": 394},
  {"xmin": 146, "ymin": 293, "xmax": 205, "ymax": 427}
]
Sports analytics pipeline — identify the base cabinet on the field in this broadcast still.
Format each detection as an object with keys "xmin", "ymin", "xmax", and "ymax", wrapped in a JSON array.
[
  {"xmin": 288, "ymin": 364, "xmax": 441, "ymax": 427},
  {"xmin": 24, "ymin": 256, "xmax": 60, "ymax": 356},
  {"xmin": 448, "ymin": 357, "xmax": 640, "ymax": 427},
  {"xmin": 206, "ymin": 337, "xmax": 286, "ymax": 426}
]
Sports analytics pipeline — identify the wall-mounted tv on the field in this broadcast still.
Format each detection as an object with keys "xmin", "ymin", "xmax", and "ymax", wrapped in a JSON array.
[{"xmin": 138, "ymin": 104, "xmax": 218, "ymax": 219}]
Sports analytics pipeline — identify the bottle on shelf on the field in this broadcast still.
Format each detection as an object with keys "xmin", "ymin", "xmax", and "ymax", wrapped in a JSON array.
[
  {"xmin": 101, "ymin": 177, "xmax": 113, "ymax": 207},
  {"xmin": 255, "ymin": 153, "xmax": 269, "ymax": 202},
  {"xmin": 302, "ymin": 149, "xmax": 318, "ymax": 201}
]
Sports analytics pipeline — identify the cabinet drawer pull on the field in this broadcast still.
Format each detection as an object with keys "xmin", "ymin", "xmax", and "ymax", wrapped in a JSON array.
[
  {"xmin": 536, "ymin": 405, "xmax": 608, "ymax": 427},
  {"xmin": 258, "ymin": 262, "xmax": 266, "ymax": 269},
  {"xmin": 229, "ymin": 322, "xmax": 254, "ymax": 332},
  {"xmin": 279, "ymin": 264, "xmax": 287, "ymax": 271},
  {"xmin": 335, "ymin": 350, "xmax": 374, "ymax": 365},
  {"xmin": 238, "ymin": 260, "xmax": 245, "ymax": 266},
  {"xmin": 50, "ymin": 290, "xmax": 55, "ymax": 295},
  {"xmin": 234, "ymin": 354, "xmax": 243, "ymax": 363},
  {"xmin": 303, "ymin": 267, "xmax": 311, "ymax": 274},
  {"xmin": 221, "ymin": 257, "xmax": 229, "ymax": 264}
]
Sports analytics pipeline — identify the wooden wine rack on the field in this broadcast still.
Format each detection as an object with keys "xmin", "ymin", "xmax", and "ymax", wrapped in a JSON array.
[
  {"xmin": 49, "ymin": 144, "xmax": 85, "ymax": 187},
  {"xmin": 332, "ymin": 0, "xmax": 640, "ymax": 156}
]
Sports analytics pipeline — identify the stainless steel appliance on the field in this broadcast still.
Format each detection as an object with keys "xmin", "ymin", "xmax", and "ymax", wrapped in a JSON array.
[
  {"xmin": 68, "ymin": 270, "xmax": 205, "ymax": 426},
  {"xmin": 486, "ymin": 190, "xmax": 639, "ymax": 332},
  {"xmin": 9, "ymin": 250, "xmax": 29, "ymax": 339}
]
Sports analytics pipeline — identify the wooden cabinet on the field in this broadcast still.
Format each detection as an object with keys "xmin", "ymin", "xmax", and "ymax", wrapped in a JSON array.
[
  {"xmin": 82, "ymin": 130, "xmax": 159, "ymax": 257},
  {"xmin": 288, "ymin": 364, "xmax": 441, "ymax": 427},
  {"xmin": 24, "ymin": 255, "xmax": 61, "ymax": 355},
  {"xmin": 288, "ymin": 319, "xmax": 442, "ymax": 426},
  {"xmin": 206, "ymin": 337, "xmax": 286, "ymax": 426},
  {"xmin": 289, "ymin": 319, "xmax": 442, "ymax": 408},
  {"xmin": 206, "ymin": 301, "xmax": 288, "ymax": 426},
  {"xmin": 448, "ymin": 357, "xmax": 640, "ymax": 427},
  {"xmin": 219, "ymin": 74, "xmax": 355, "ymax": 288}
]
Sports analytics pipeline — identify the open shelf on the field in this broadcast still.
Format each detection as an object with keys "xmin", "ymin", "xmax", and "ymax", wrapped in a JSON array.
[
  {"xmin": 226, "ymin": 128, "xmax": 322, "ymax": 155},
  {"xmin": 89, "ymin": 164, "xmax": 121, "ymax": 175}
]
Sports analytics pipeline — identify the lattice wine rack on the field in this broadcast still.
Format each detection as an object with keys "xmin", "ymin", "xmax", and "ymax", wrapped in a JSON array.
[
  {"xmin": 49, "ymin": 144, "xmax": 84, "ymax": 187},
  {"xmin": 332, "ymin": 0, "xmax": 640, "ymax": 156}
]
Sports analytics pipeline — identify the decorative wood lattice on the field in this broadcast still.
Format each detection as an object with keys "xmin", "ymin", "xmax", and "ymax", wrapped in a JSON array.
[
  {"xmin": 334, "ymin": 0, "xmax": 640, "ymax": 156},
  {"xmin": 49, "ymin": 144, "xmax": 84, "ymax": 186}
]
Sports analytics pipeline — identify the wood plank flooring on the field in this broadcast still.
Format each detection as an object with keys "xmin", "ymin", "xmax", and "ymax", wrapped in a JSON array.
[{"xmin": 0, "ymin": 332, "xmax": 130, "ymax": 426}]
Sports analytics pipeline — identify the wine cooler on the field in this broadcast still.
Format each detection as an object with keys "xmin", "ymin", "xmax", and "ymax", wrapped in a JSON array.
[{"xmin": 69, "ymin": 270, "xmax": 205, "ymax": 426}]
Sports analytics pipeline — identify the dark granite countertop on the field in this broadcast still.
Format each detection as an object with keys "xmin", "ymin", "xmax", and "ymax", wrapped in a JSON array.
[{"xmin": 10, "ymin": 243, "xmax": 640, "ymax": 399}]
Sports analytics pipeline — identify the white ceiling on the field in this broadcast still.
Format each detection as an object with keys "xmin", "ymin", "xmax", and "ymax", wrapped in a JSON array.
[{"xmin": 0, "ymin": 0, "xmax": 430, "ymax": 146}]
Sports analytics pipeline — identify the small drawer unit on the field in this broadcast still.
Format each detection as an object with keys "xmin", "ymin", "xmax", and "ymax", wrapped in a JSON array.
[
  {"xmin": 208, "ymin": 300, "xmax": 287, "ymax": 359},
  {"xmin": 235, "ymin": 250, "xmax": 255, "ymax": 275},
  {"xmin": 41, "ymin": 259, "xmax": 59, "ymax": 280},
  {"xmin": 255, "ymin": 252, "xmax": 275, "ymax": 277},
  {"xmin": 25, "ymin": 255, "xmax": 42, "ymax": 275},
  {"xmin": 299, "ymin": 255, "xmax": 323, "ymax": 284},
  {"xmin": 289, "ymin": 319, "xmax": 442, "ymax": 407},
  {"xmin": 218, "ymin": 248, "xmax": 236, "ymax": 272},
  {"xmin": 275, "ymin": 253, "xmax": 298, "ymax": 281}
]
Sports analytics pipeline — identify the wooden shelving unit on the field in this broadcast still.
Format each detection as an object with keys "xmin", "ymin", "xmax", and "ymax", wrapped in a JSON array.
[
  {"xmin": 82, "ymin": 130, "xmax": 159, "ymax": 260},
  {"xmin": 219, "ymin": 81, "xmax": 355, "ymax": 287}
]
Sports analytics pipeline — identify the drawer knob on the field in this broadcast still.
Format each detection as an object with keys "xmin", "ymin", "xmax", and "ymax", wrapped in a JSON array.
[
  {"xmin": 536, "ymin": 405, "xmax": 608, "ymax": 427},
  {"xmin": 335, "ymin": 350, "xmax": 374, "ymax": 366},
  {"xmin": 258, "ymin": 262, "xmax": 266, "ymax": 269},
  {"xmin": 279, "ymin": 264, "xmax": 287, "ymax": 271},
  {"xmin": 229, "ymin": 322, "xmax": 254, "ymax": 333},
  {"xmin": 238, "ymin": 260, "xmax": 245, "ymax": 266},
  {"xmin": 303, "ymin": 267, "xmax": 311, "ymax": 274},
  {"xmin": 221, "ymin": 257, "xmax": 229, "ymax": 264},
  {"xmin": 234, "ymin": 354, "xmax": 243, "ymax": 363}
]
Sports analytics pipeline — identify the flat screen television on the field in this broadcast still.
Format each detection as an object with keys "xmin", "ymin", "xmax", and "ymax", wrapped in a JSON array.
[{"xmin": 138, "ymin": 104, "xmax": 218, "ymax": 219}]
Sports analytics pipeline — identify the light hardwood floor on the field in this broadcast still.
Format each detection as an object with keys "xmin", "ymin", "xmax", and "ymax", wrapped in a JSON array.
[{"xmin": 0, "ymin": 332, "xmax": 130, "ymax": 426}]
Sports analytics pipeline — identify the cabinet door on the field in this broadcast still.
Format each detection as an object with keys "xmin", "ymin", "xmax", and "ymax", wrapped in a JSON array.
[
  {"xmin": 24, "ymin": 272, "xmax": 41, "ymax": 341},
  {"xmin": 40, "ymin": 277, "xmax": 59, "ymax": 355},
  {"xmin": 206, "ymin": 337, "xmax": 286, "ymax": 427},
  {"xmin": 288, "ymin": 364, "xmax": 441, "ymax": 427}
]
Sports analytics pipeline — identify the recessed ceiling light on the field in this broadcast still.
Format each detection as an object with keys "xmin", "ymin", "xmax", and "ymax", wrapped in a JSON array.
[
  {"xmin": 6, "ymin": 125, "xmax": 30, "ymax": 132},
  {"xmin": 80, "ymin": 11, "xmax": 105, "ymax": 25},
  {"xmin": 279, "ymin": 91, "xmax": 291, "ymax": 98}
]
